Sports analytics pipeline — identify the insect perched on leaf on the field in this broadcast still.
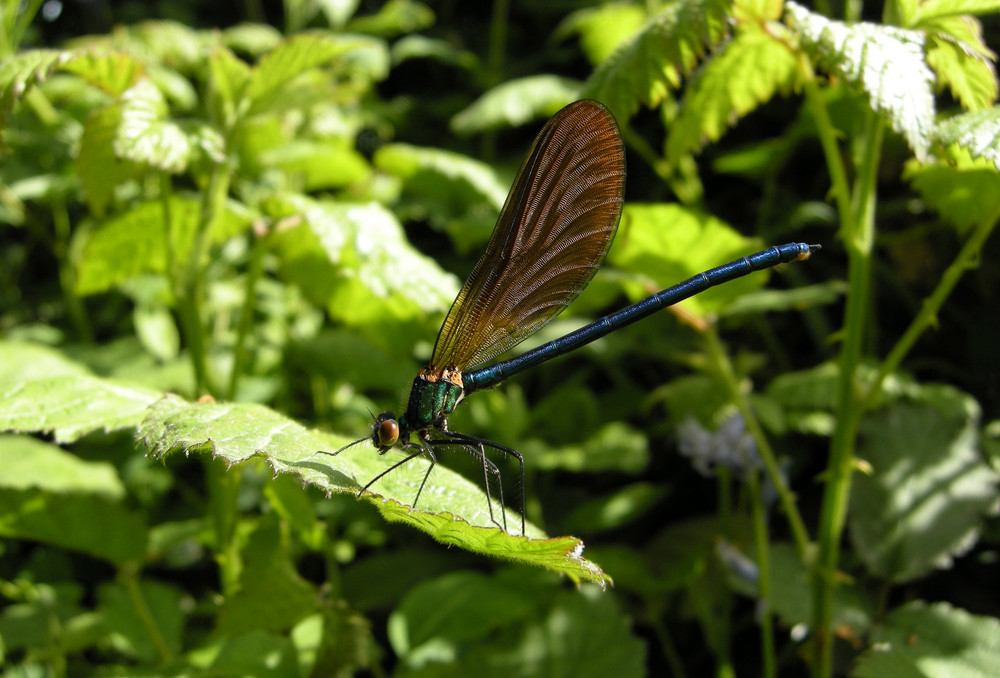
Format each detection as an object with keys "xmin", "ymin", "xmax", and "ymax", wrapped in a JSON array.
[{"xmin": 326, "ymin": 100, "xmax": 818, "ymax": 535}]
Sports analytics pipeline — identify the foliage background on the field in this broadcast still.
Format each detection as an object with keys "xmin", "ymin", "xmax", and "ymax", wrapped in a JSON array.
[{"xmin": 2, "ymin": 0, "xmax": 1000, "ymax": 676}]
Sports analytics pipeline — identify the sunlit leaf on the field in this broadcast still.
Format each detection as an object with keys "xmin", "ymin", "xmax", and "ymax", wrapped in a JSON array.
[
  {"xmin": 61, "ymin": 51, "xmax": 146, "ymax": 96},
  {"xmin": 222, "ymin": 22, "xmax": 284, "ymax": 56},
  {"xmin": 346, "ymin": 0, "xmax": 434, "ymax": 38},
  {"xmin": 786, "ymin": 1, "xmax": 935, "ymax": 159},
  {"xmin": 915, "ymin": 0, "xmax": 1000, "ymax": 21},
  {"xmin": 450, "ymin": 75, "xmax": 583, "ymax": 135},
  {"xmin": 554, "ymin": 4, "xmax": 647, "ymax": 66},
  {"xmin": 138, "ymin": 395, "xmax": 610, "ymax": 585},
  {"xmin": 581, "ymin": 0, "xmax": 732, "ymax": 120},
  {"xmin": 0, "ymin": 49, "xmax": 70, "ymax": 111},
  {"xmin": 855, "ymin": 601, "xmax": 1000, "ymax": 678},
  {"xmin": 259, "ymin": 138, "xmax": 371, "ymax": 190},
  {"xmin": 391, "ymin": 35, "xmax": 479, "ymax": 70},
  {"xmin": 933, "ymin": 106, "xmax": 1000, "ymax": 171},
  {"xmin": 905, "ymin": 149, "xmax": 1000, "ymax": 231},
  {"xmin": 99, "ymin": 579, "xmax": 184, "ymax": 660},
  {"xmin": 667, "ymin": 25, "xmax": 797, "ymax": 163},
  {"xmin": 114, "ymin": 79, "xmax": 191, "ymax": 173},
  {"xmin": 851, "ymin": 382, "xmax": 999, "ymax": 582},
  {"xmin": 923, "ymin": 16, "xmax": 998, "ymax": 112}
]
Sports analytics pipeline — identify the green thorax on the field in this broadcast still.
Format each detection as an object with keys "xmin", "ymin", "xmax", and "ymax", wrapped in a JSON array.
[{"xmin": 401, "ymin": 367, "xmax": 465, "ymax": 432}]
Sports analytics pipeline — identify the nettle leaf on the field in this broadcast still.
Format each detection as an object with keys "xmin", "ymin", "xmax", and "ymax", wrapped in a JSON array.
[
  {"xmin": 608, "ymin": 203, "xmax": 771, "ymax": 317},
  {"xmin": 114, "ymin": 79, "xmax": 192, "ymax": 173},
  {"xmin": 271, "ymin": 198, "xmax": 459, "ymax": 326},
  {"xmin": 667, "ymin": 25, "xmax": 797, "ymax": 164},
  {"xmin": 850, "ymin": 382, "xmax": 1000, "ymax": 582},
  {"xmin": 922, "ymin": 17, "xmax": 998, "ymax": 112},
  {"xmin": 138, "ymin": 396, "xmax": 610, "ymax": 585},
  {"xmin": 0, "ymin": 49, "xmax": 70, "ymax": 110},
  {"xmin": 786, "ymin": 1, "xmax": 935, "ymax": 159},
  {"xmin": 934, "ymin": 107, "xmax": 1000, "ymax": 171},
  {"xmin": 855, "ymin": 601, "xmax": 1000, "ymax": 678},
  {"xmin": 554, "ymin": 3, "xmax": 648, "ymax": 67},
  {"xmin": 0, "ymin": 340, "xmax": 162, "ymax": 442},
  {"xmin": 581, "ymin": 0, "xmax": 732, "ymax": 121},
  {"xmin": 0, "ymin": 435, "xmax": 148, "ymax": 565},
  {"xmin": 246, "ymin": 33, "xmax": 387, "ymax": 109},
  {"xmin": 450, "ymin": 75, "xmax": 583, "ymax": 135},
  {"xmin": 76, "ymin": 195, "xmax": 254, "ymax": 295}
]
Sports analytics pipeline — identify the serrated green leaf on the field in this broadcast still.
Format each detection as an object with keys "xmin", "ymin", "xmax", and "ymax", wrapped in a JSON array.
[
  {"xmin": 554, "ymin": 4, "xmax": 647, "ymax": 66},
  {"xmin": 916, "ymin": 0, "xmax": 1000, "ymax": 21},
  {"xmin": 786, "ymin": 1, "xmax": 935, "ymax": 159},
  {"xmin": 450, "ymin": 75, "xmax": 583, "ymax": 135},
  {"xmin": 850, "ymin": 382, "xmax": 999, "ymax": 582},
  {"xmin": 137, "ymin": 396, "xmax": 610, "ymax": 585},
  {"xmin": 217, "ymin": 519, "xmax": 318, "ymax": 634},
  {"xmin": 75, "ymin": 195, "xmax": 254, "ymax": 295},
  {"xmin": 246, "ymin": 33, "xmax": 384, "ymax": 107},
  {"xmin": 0, "ymin": 436, "xmax": 148, "ymax": 564},
  {"xmin": 933, "ymin": 107, "xmax": 1000, "ymax": 171},
  {"xmin": 346, "ymin": 0, "xmax": 434, "ymax": 38},
  {"xmin": 61, "ymin": 51, "xmax": 146, "ymax": 96},
  {"xmin": 117, "ymin": 20, "xmax": 207, "ymax": 72},
  {"xmin": 608, "ymin": 203, "xmax": 771, "ymax": 316},
  {"xmin": 114, "ymin": 79, "xmax": 192, "ymax": 173},
  {"xmin": 855, "ymin": 601, "xmax": 1000, "ymax": 678},
  {"xmin": 0, "ymin": 49, "xmax": 70, "ymax": 111},
  {"xmin": 1, "ymin": 374, "xmax": 162, "ymax": 443},
  {"xmin": 667, "ymin": 26, "xmax": 797, "ymax": 164},
  {"xmin": 0, "ymin": 341, "xmax": 92, "ymax": 389},
  {"xmin": 581, "ymin": 0, "xmax": 733, "ymax": 120},
  {"xmin": 926, "ymin": 33, "xmax": 998, "ymax": 112},
  {"xmin": 375, "ymin": 143, "xmax": 507, "ymax": 208}
]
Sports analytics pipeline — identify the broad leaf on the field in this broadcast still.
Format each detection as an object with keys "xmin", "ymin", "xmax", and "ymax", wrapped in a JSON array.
[
  {"xmin": 0, "ymin": 49, "xmax": 69, "ymax": 111},
  {"xmin": 608, "ymin": 203, "xmax": 773, "ymax": 316},
  {"xmin": 98, "ymin": 579, "xmax": 184, "ymax": 661},
  {"xmin": 61, "ymin": 51, "xmax": 146, "ymax": 97},
  {"xmin": 114, "ymin": 79, "xmax": 192, "ymax": 173},
  {"xmin": 345, "ymin": 0, "xmax": 434, "ymax": 38},
  {"xmin": 0, "ymin": 435, "xmax": 148, "ymax": 565},
  {"xmin": 786, "ymin": 2, "xmax": 935, "ymax": 159},
  {"xmin": 667, "ymin": 25, "xmax": 797, "ymax": 164},
  {"xmin": 915, "ymin": 0, "xmax": 1000, "ymax": 21},
  {"xmin": 450, "ymin": 75, "xmax": 583, "ymax": 135},
  {"xmin": 923, "ymin": 17, "xmax": 998, "ymax": 112},
  {"xmin": 138, "ymin": 396, "xmax": 610, "ymax": 585},
  {"xmin": 933, "ymin": 107, "xmax": 1000, "ymax": 171},
  {"xmin": 905, "ymin": 148, "xmax": 1000, "ymax": 231},
  {"xmin": 554, "ymin": 4, "xmax": 647, "ymax": 66},
  {"xmin": 581, "ymin": 0, "xmax": 732, "ymax": 120},
  {"xmin": 851, "ymin": 382, "xmax": 999, "ymax": 582},
  {"xmin": 855, "ymin": 601, "xmax": 1000, "ymax": 678}
]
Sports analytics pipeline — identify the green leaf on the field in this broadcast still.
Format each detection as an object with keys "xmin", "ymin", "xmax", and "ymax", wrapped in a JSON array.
[
  {"xmin": 114, "ymin": 79, "xmax": 192, "ymax": 173},
  {"xmin": 581, "ymin": 0, "xmax": 732, "ymax": 120},
  {"xmin": 138, "ymin": 395, "xmax": 610, "ymax": 585},
  {"xmin": 555, "ymin": 3, "xmax": 647, "ymax": 66},
  {"xmin": 0, "ymin": 436, "xmax": 148, "ymax": 565},
  {"xmin": 375, "ymin": 143, "xmax": 507, "ymax": 209},
  {"xmin": 75, "ymin": 195, "xmax": 254, "ymax": 295},
  {"xmin": 850, "ymin": 382, "xmax": 999, "ymax": 582},
  {"xmin": 923, "ymin": 18, "xmax": 998, "ymax": 112},
  {"xmin": 216, "ymin": 519, "xmax": 318, "ymax": 634},
  {"xmin": 786, "ymin": 1, "xmax": 935, "ymax": 159},
  {"xmin": 76, "ymin": 101, "xmax": 142, "ymax": 216},
  {"xmin": 0, "ymin": 49, "xmax": 69, "ymax": 111},
  {"xmin": 765, "ymin": 362, "xmax": 840, "ymax": 435},
  {"xmin": 259, "ymin": 138, "xmax": 371, "ymax": 190},
  {"xmin": 221, "ymin": 22, "xmax": 284, "ymax": 57},
  {"xmin": 246, "ymin": 33, "xmax": 387, "ymax": 108},
  {"xmin": 855, "ymin": 601, "xmax": 1000, "ymax": 678},
  {"xmin": 904, "ymin": 149, "xmax": 1000, "ymax": 231},
  {"xmin": 915, "ymin": 0, "xmax": 1000, "ymax": 21},
  {"xmin": 450, "ymin": 75, "xmax": 582, "ymax": 135},
  {"xmin": 667, "ymin": 25, "xmax": 797, "ymax": 163},
  {"xmin": 60, "ymin": 50, "xmax": 146, "ymax": 97},
  {"xmin": 207, "ymin": 631, "xmax": 301, "ymax": 676},
  {"xmin": 346, "ymin": 0, "xmax": 435, "ymax": 38},
  {"xmin": 0, "ymin": 341, "xmax": 162, "ymax": 442},
  {"xmin": 608, "ymin": 203, "xmax": 772, "ymax": 316},
  {"xmin": 98, "ymin": 579, "xmax": 184, "ymax": 661},
  {"xmin": 391, "ymin": 35, "xmax": 479, "ymax": 70},
  {"xmin": 933, "ymin": 107, "xmax": 1000, "ymax": 172},
  {"xmin": 271, "ymin": 198, "xmax": 460, "ymax": 326}
]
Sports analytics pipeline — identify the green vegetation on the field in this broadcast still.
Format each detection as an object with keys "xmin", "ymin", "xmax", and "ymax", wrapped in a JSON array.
[{"xmin": 2, "ymin": 0, "xmax": 1000, "ymax": 676}]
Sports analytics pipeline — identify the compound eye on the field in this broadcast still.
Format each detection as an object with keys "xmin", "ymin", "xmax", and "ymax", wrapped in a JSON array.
[{"xmin": 376, "ymin": 418, "xmax": 399, "ymax": 448}]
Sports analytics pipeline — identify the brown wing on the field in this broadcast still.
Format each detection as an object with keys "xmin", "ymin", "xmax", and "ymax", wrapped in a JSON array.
[{"xmin": 429, "ymin": 100, "xmax": 625, "ymax": 371}]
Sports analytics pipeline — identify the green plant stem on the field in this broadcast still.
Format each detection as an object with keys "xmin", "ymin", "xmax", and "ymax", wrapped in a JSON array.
[
  {"xmin": 207, "ymin": 459, "xmax": 244, "ymax": 597},
  {"xmin": 812, "ymin": 104, "xmax": 884, "ymax": 678},
  {"xmin": 120, "ymin": 562, "xmax": 175, "ymax": 663},
  {"xmin": 228, "ymin": 222, "xmax": 272, "ymax": 400},
  {"xmin": 865, "ymin": 208, "xmax": 1000, "ymax": 408},
  {"xmin": 619, "ymin": 122, "xmax": 702, "ymax": 204},
  {"xmin": 702, "ymin": 326, "xmax": 812, "ymax": 561},
  {"xmin": 1, "ymin": 0, "xmax": 44, "ymax": 56},
  {"xmin": 52, "ymin": 197, "xmax": 93, "ymax": 342}
]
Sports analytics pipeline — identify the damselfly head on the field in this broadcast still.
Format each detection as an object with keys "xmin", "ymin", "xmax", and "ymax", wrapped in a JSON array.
[{"xmin": 371, "ymin": 411, "xmax": 401, "ymax": 452}]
